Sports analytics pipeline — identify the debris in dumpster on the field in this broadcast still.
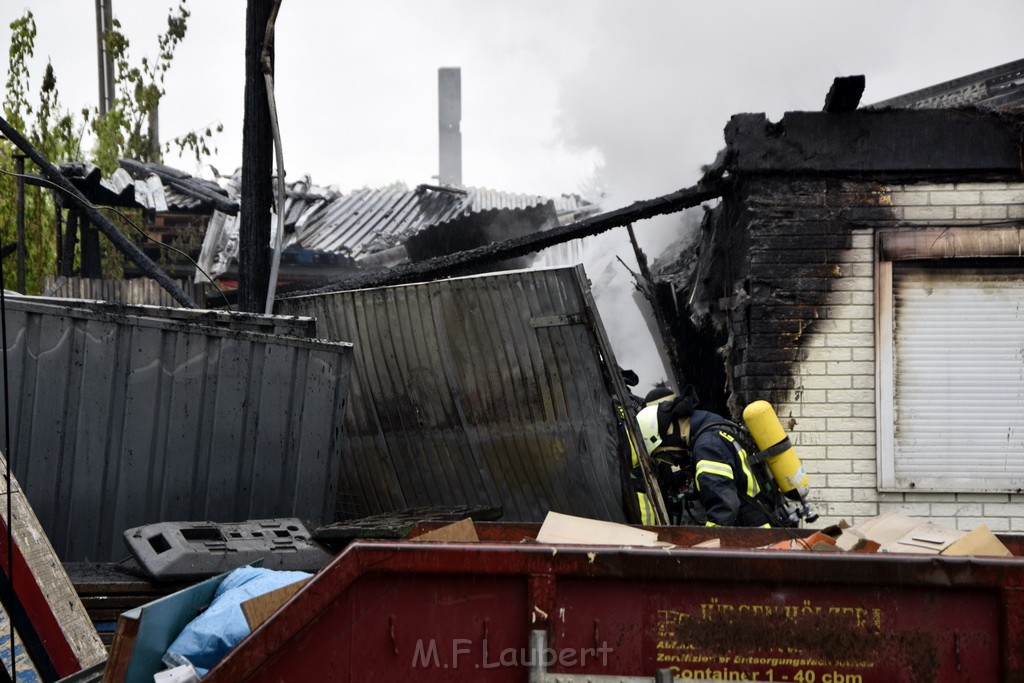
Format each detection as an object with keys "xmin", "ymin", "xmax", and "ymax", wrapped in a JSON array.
[
  {"xmin": 240, "ymin": 579, "xmax": 310, "ymax": 631},
  {"xmin": 941, "ymin": 524, "xmax": 1013, "ymax": 558},
  {"xmin": 153, "ymin": 662, "xmax": 200, "ymax": 683},
  {"xmin": 692, "ymin": 538, "xmax": 721, "ymax": 548},
  {"xmin": 893, "ymin": 521, "xmax": 964, "ymax": 554},
  {"xmin": 164, "ymin": 567, "xmax": 312, "ymax": 677},
  {"xmin": 764, "ymin": 512, "xmax": 1014, "ymax": 557},
  {"xmin": 535, "ymin": 511, "xmax": 667, "ymax": 546},
  {"xmin": 409, "ymin": 518, "xmax": 479, "ymax": 542},
  {"xmin": 123, "ymin": 518, "xmax": 333, "ymax": 581},
  {"xmin": 313, "ymin": 505, "xmax": 503, "ymax": 547},
  {"xmin": 766, "ymin": 528, "xmax": 840, "ymax": 551},
  {"xmin": 105, "ymin": 569, "xmax": 233, "ymax": 683}
]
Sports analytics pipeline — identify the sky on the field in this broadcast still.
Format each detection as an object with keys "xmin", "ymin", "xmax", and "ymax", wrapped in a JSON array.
[{"xmin": 5, "ymin": 1, "xmax": 1024, "ymax": 390}]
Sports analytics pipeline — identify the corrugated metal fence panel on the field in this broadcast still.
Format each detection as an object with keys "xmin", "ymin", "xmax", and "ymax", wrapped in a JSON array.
[
  {"xmin": 0, "ymin": 297, "xmax": 353, "ymax": 561},
  {"xmin": 277, "ymin": 266, "xmax": 627, "ymax": 523},
  {"xmin": 42, "ymin": 276, "xmax": 208, "ymax": 308}
]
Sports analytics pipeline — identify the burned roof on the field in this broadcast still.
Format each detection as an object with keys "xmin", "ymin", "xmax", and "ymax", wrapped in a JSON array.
[
  {"xmin": 871, "ymin": 57, "xmax": 1024, "ymax": 110},
  {"xmin": 197, "ymin": 172, "xmax": 598, "ymax": 281}
]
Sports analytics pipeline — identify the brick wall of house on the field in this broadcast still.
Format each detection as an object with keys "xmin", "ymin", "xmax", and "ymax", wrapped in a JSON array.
[{"xmin": 731, "ymin": 178, "xmax": 1024, "ymax": 530}]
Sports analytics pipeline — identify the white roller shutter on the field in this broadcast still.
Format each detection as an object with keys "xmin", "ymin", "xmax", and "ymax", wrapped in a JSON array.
[{"xmin": 888, "ymin": 263, "xmax": 1024, "ymax": 492}]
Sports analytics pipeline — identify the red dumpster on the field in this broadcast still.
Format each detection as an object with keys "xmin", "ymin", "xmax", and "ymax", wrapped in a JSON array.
[{"xmin": 205, "ymin": 523, "xmax": 1024, "ymax": 682}]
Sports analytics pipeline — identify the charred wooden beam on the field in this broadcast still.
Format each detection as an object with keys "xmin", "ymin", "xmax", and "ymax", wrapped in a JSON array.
[
  {"xmin": 726, "ymin": 109, "xmax": 1024, "ymax": 174},
  {"xmin": 823, "ymin": 75, "xmax": 865, "ymax": 113},
  {"xmin": 238, "ymin": 0, "xmax": 275, "ymax": 313},
  {"xmin": 281, "ymin": 179, "xmax": 728, "ymax": 297},
  {"xmin": 0, "ymin": 114, "xmax": 197, "ymax": 307}
]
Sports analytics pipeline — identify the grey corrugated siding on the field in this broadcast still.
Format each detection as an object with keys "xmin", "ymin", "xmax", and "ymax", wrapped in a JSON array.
[
  {"xmin": 0, "ymin": 298, "xmax": 353, "ymax": 561},
  {"xmin": 42, "ymin": 276, "xmax": 208, "ymax": 308},
  {"xmin": 277, "ymin": 266, "xmax": 627, "ymax": 523}
]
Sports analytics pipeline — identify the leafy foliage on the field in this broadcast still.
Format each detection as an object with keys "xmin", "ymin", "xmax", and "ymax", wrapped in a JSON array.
[{"xmin": 1, "ymin": 3, "xmax": 216, "ymax": 292}]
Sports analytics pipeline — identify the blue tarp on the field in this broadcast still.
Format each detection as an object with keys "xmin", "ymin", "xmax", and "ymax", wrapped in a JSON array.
[{"xmin": 166, "ymin": 567, "xmax": 311, "ymax": 676}]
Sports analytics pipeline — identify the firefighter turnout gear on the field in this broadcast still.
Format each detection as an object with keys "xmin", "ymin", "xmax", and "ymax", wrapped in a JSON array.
[{"xmin": 689, "ymin": 410, "xmax": 773, "ymax": 528}]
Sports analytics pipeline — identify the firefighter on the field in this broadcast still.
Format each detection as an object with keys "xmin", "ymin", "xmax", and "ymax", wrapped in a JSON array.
[
  {"xmin": 628, "ymin": 383, "xmax": 680, "ymax": 525},
  {"xmin": 636, "ymin": 387, "xmax": 775, "ymax": 528}
]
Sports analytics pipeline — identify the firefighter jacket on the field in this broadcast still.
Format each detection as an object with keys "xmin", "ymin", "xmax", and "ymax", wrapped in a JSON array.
[{"xmin": 688, "ymin": 410, "xmax": 772, "ymax": 528}]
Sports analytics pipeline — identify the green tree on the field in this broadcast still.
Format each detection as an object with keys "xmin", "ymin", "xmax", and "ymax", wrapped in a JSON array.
[
  {"xmin": 1, "ymin": 11, "xmax": 80, "ymax": 293},
  {"xmin": 0, "ymin": 3, "xmax": 217, "ymax": 293},
  {"xmin": 89, "ymin": 1, "xmax": 219, "ymax": 172}
]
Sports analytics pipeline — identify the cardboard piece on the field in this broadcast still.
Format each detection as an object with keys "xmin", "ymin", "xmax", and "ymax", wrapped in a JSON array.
[
  {"xmin": 851, "ymin": 512, "xmax": 925, "ymax": 550},
  {"xmin": 536, "ymin": 512, "xmax": 661, "ymax": 546},
  {"xmin": 834, "ymin": 528, "xmax": 867, "ymax": 552},
  {"xmin": 240, "ymin": 579, "xmax": 311, "ymax": 631},
  {"xmin": 892, "ymin": 522, "xmax": 964, "ymax": 554},
  {"xmin": 941, "ymin": 524, "xmax": 1013, "ymax": 558},
  {"xmin": 692, "ymin": 539, "xmax": 721, "ymax": 549},
  {"xmin": 409, "ymin": 518, "xmax": 479, "ymax": 543}
]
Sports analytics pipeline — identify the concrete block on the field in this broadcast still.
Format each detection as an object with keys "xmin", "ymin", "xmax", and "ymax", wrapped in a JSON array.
[
  {"xmin": 851, "ymin": 432, "xmax": 877, "ymax": 447},
  {"xmin": 826, "ymin": 417, "xmax": 876, "ymax": 433},
  {"xmin": 956, "ymin": 517, "xmax": 1010, "ymax": 532},
  {"xmin": 852, "ymin": 376, "xmax": 875, "ymax": 389},
  {"xmin": 955, "ymin": 205, "xmax": 1008, "ymax": 220},
  {"xmin": 929, "ymin": 503, "xmax": 984, "ymax": 517},
  {"xmin": 852, "ymin": 460, "xmax": 878, "ymax": 474},
  {"xmin": 929, "ymin": 190, "xmax": 980, "ymax": 205},
  {"xmin": 982, "ymin": 189, "xmax": 1024, "ymax": 204},
  {"xmin": 826, "ymin": 473, "xmax": 876, "ymax": 488},
  {"xmin": 889, "ymin": 191, "xmax": 929, "ymax": 206},
  {"xmin": 904, "ymin": 206, "xmax": 956, "ymax": 221}
]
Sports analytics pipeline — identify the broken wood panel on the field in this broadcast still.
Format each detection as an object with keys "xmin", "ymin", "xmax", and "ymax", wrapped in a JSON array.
[{"xmin": 0, "ymin": 452, "xmax": 107, "ymax": 678}]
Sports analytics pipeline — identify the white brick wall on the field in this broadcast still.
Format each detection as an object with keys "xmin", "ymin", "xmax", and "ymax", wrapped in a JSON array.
[{"xmin": 773, "ymin": 182, "xmax": 1024, "ymax": 529}]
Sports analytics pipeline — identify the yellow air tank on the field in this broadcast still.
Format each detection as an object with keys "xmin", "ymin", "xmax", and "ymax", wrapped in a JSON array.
[{"xmin": 742, "ymin": 400, "xmax": 810, "ymax": 501}]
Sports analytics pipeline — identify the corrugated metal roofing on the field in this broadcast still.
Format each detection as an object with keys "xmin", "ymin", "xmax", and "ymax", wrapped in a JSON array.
[
  {"xmin": 196, "ymin": 177, "xmax": 593, "ymax": 280},
  {"xmin": 285, "ymin": 183, "xmax": 562, "ymax": 257},
  {"xmin": 871, "ymin": 58, "xmax": 1024, "ymax": 110},
  {"xmin": 276, "ymin": 266, "xmax": 629, "ymax": 523},
  {"xmin": 0, "ymin": 296, "xmax": 353, "ymax": 562}
]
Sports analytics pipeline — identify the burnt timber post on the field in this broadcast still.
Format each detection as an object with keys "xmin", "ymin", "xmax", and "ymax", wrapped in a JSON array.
[
  {"xmin": 14, "ymin": 154, "xmax": 26, "ymax": 292},
  {"xmin": 239, "ymin": 0, "xmax": 274, "ymax": 313}
]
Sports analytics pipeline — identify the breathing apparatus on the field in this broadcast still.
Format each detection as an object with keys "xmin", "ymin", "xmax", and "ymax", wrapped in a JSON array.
[{"xmin": 742, "ymin": 400, "xmax": 818, "ymax": 523}]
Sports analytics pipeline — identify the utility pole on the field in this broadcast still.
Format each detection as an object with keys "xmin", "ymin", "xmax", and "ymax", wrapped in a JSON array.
[
  {"xmin": 238, "ymin": 0, "xmax": 274, "ymax": 312},
  {"xmin": 237, "ymin": 0, "xmax": 274, "ymax": 313},
  {"xmin": 94, "ymin": 0, "xmax": 115, "ymax": 116}
]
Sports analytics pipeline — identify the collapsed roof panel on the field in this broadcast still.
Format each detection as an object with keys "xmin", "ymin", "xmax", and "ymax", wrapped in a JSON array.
[
  {"xmin": 276, "ymin": 266, "xmax": 630, "ymax": 523},
  {"xmin": 870, "ymin": 57, "xmax": 1024, "ymax": 110}
]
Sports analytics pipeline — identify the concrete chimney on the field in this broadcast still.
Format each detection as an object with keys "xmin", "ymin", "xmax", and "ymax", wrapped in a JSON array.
[{"xmin": 438, "ymin": 67, "xmax": 462, "ymax": 186}]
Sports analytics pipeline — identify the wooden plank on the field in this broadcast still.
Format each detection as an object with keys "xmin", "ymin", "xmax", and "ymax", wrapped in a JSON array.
[
  {"xmin": 101, "ymin": 611, "xmax": 140, "ymax": 683},
  {"xmin": 409, "ymin": 519, "xmax": 479, "ymax": 543},
  {"xmin": 536, "ymin": 511, "xmax": 662, "ymax": 546},
  {"xmin": 0, "ymin": 451, "xmax": 107, "ymax": 676},
  {"xmin": 240, "ymin": 580, "xmax": 309, "ymax": 631}
]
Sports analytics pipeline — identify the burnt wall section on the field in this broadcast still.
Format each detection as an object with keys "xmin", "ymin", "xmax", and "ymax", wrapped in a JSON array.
[
  {"xmin": 725, "ymin": 109, "xmax": 1023, "ymax": 175},
  {"xmin": 664, "ymin": 177, "xmax": 897, "ymax": 419},
  {"xmin": 727, "ymin": 178, "xmax": 896, "ymax": 414}
]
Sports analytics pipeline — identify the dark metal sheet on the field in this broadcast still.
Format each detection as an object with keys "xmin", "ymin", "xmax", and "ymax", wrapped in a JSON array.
[
  {"xmin": 276, "ymin": 266, "xmax": 627, "ymax": 523},
  {"xmin": 0, "ymin": 297, "xmax": 353, "ymax": 562}
]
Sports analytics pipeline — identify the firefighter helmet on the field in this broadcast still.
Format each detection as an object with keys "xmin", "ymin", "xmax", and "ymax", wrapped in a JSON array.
[{"xmin": 636, "ymin": 404, "xmax": 663, "ymax": 455}]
